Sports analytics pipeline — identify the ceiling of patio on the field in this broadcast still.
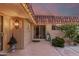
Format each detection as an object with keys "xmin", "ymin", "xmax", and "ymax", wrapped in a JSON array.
[
  {"xmin": 0, "ymin": 3, "xmax": 29, "ymax": 18},
  {"xmin": 31, "ymin": 3, "xmax": 79, "ymax": 16}
]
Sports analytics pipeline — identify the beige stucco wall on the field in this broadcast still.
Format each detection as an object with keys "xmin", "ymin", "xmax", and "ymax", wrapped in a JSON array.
[
  {"xmin": 0, "ymin": 4, "xmax": 34, "ymax": 51},
  {"xmin": 46, "ymin": 24, "xmax": 64, "ymax": 39},
  {"xmin": 3, "ymin": 16, "xmax": 12, "ymax": 51},
  {"xmin": 3, "ymin": 16, "xmax": 33, "ymax": 51},
  {"xmin": 13, "ymin": 18, "xmax": 24, "ymax": 49},
  {"xmin": 2, "ymin": 15, "xmax": 33, "ymax": 51},
  {"xmin": 24, "ymin": 19, "xmax": 33, "ymax": 48}
]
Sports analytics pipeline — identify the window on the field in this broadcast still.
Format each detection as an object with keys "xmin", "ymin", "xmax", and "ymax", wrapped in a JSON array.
[{"xmin": 52, "ymin": 25, "xmax": 60, "ymax": 30}]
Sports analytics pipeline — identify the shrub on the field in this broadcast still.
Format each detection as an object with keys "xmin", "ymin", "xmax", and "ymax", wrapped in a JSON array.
[
  {"xmin": 60, "ymin": 24, "xmax": 77, "ymax": 42},
  {"xmin": 74, "ymin": 35, "xmax": 79, "ymax": 43},
  {"xmin": 52, "ymin": 37, "xmax": 65, "ymax": 47}
]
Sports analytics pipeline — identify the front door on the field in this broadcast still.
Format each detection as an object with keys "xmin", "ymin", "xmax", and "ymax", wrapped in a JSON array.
[
  {"xmin": 34, "ymin": 25, "xmax": 46, "ymax": 39},
  {"xmin": 0, "ymin": 16, "xmax": 3, "ymax": 51}
]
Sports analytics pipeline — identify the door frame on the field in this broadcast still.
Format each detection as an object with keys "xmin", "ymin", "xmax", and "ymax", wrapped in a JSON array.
[
  {"xmin": 34, "ymin": 25, "xmax": 46, "ymax": 39},
  {"xmin": 0, "ymin": 16, "xmax": 3, "ymax": 51}
]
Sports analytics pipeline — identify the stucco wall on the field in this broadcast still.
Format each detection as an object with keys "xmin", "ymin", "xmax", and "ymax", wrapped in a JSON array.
[
  {"xmin": 46, "ymin": 24, "xmax": 64, "ymax": 39},
  {"xmin": 2, "ymin": 16, "xmax": 33, "ymax": 51},
  {"xmin": 13, "ymin": 19, "xmax": 24, "ymax": 49},
  {"xmin": 24, "ymin": 19, "xmax": 32, "ymax": 48},
  {"xmin": 3, "ymin": 16, "xmax": 12, "ymax": 51},
  {"xmin": 2, "ymin": 16, "xmax": 25, "ymax": 51}
]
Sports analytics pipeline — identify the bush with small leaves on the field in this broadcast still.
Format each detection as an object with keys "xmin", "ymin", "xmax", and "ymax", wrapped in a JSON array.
[{"xmin": 52, "ymin": 37, "xmax": 65, "ymax": 47}]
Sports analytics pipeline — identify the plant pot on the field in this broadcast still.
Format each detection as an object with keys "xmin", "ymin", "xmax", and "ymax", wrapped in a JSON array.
[
  {"xmin": 73, "ymin": 42, "xmax": 77, "ymax": 46},
  {"xmin": 70, "ymin": 41, "xmax": 77, "ymax": 46}
]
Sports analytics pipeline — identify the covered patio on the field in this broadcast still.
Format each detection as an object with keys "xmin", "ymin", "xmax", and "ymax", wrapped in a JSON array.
[
  {"xmin": 0, "ymin": 3, "xmax": 79, "ymax": 56},
  {"xmin": 6, "ymin": 3, "xmax": 79, "ymax": 56},
  {"xmin": 7, "ymin": 40, "xmax": 79, "ymax": 56}
]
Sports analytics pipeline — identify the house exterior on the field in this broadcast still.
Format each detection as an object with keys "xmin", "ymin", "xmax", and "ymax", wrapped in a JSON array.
[
  {"xmin": 0, "ymin": 3, "xmax": 36, "ymax": 52},
  {"xmin": 0, "ymin": 3, "xmax": 79, "ymax": 52},
  {"xmin": 32, "ymin": 15, "xmax": 79, "ymax": 41},
  {"xmin": 28, "ymin": 3, "xmax": 79, "ymax": 41}
]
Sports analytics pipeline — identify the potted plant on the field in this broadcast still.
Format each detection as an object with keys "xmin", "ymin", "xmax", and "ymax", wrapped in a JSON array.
[
  {"xmin": 8, "ymin": 34, "xmax": 17, "ymax": 52},
  {"xmin": 46, "ymin": 32, "xmax": 51, "ymax": 42}
]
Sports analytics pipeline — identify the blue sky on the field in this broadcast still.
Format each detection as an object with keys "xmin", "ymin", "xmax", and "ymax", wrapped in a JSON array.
[{"xmin": 31, "ymin": 3, "xmax": 79, "ymax": 16}]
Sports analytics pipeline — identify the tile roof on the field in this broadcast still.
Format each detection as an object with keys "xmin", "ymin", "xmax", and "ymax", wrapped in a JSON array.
[{"xmin": 28, "ymin": 3, "xmax": 79, "ymax": 25}]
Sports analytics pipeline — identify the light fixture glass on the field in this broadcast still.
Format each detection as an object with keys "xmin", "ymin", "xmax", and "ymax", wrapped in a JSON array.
[{"xmin": 15, "ymin": 20, "xmax": 19, "ymax": 29}]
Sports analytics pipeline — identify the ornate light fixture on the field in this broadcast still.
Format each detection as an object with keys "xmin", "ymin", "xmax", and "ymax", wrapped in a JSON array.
[{"xmin": 14, "ymin": 19, "xmax": 19, "ymax": 29}]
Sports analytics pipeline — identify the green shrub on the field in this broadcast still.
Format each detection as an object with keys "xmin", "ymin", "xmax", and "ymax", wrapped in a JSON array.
[
  {"xmin": 60, "ymin": 24, "xmax": 77, "ymax": 43},
  {"xmin": 52, "ymin": 37, "xmax": 65, "ymax": 47},
  {"xmin": 74, "ymin": 35, "xmax": 79, "ymax": 43}
]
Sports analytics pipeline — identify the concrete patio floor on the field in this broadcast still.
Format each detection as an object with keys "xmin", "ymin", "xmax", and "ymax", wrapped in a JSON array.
[{"xmin": 7, "ymin": 40, "xmax": 79, "ymax": 56}]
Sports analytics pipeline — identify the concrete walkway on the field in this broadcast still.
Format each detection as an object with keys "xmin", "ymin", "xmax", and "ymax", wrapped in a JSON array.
[{"xmin": 7, "ymin": 40, "xmax": 79, "ymax": 56}]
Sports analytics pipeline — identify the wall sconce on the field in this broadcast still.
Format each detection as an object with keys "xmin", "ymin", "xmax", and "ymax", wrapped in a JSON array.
[{"xmin": 14, "ymin": 19, "xmax": 19, "ymax": 29}]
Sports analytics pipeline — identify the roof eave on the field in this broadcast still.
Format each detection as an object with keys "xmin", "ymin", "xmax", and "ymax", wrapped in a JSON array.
[{"xmin": 21, "ymin": 3, "xmax": 37, "ymax": 25}]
